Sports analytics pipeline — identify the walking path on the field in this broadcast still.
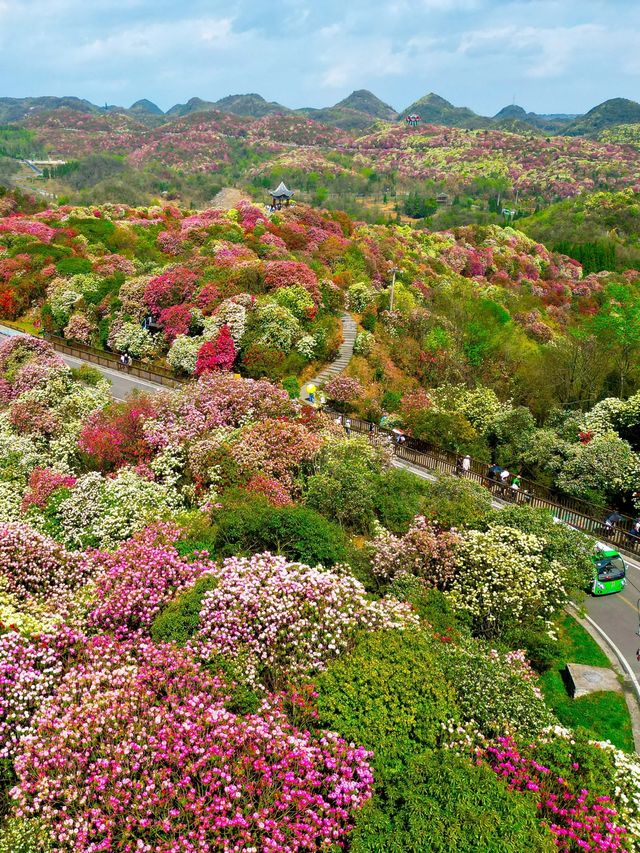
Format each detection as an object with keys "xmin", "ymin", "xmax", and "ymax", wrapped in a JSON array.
[{"xmin": 300, "ymin": 312, "xmax": 357, "ymax": 401}]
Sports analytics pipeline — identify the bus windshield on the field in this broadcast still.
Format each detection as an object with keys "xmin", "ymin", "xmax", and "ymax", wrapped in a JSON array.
[{"xmin": 596, "ymin": 556, "xmax": 625, "ymax": 582}]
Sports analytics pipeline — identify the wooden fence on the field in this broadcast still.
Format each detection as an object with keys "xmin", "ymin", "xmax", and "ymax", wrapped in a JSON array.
[
  {"xmin": 43, "ymin": 335, "xmax": 188, "ymax": 389},
  {"xmin": 337, "ymin": 414, "xmax": 640, "ymax": 557}
]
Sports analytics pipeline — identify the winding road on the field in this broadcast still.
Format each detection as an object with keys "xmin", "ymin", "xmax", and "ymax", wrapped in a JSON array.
[{"xmin": 3, "ymin": 320, "xmax": 640, "ymax": 708}]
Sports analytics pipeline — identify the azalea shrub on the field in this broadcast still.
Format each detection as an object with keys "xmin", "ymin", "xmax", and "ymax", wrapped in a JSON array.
[
  {"xmin": 187, "ymin": 552, "xmax": 418, "ymax": 688},
  {"xmin": 448, "ymin": 525, "xmax": 569, "ymax": 638},
  {"xmin": 11, "ymin": 638, "xmax": 375, "ymax": 853}
]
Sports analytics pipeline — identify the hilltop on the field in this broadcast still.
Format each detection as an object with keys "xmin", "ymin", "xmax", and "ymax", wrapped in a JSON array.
[
  {"xmin": 399, "ymin": 92, "xmax": 491, "ymax": 128},
  {"xmin": 564, "ymin": 97, "xmax": 640, "ymax": 136}
]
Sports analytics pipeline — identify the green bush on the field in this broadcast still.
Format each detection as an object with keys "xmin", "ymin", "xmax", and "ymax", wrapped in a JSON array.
[
  {"xmin": 380, "ymin": 389, "xmax": 401, "ymax": 412},
  {"xmin": 387, "ymin": 577, "xmax": 461, "ymax": 634},
  {"xmin": 70, "ymin": 364, "xmax": 103, "ymax": 386},
  {"xmin": 55, "ymin": 257, "xmax": 93, "ymax": 276},
  {"xmin": 212, "ymin": 493, "xmax": 348, "ymax": 566},
  {"xmin": 373, "ymin": 467, "xmax": 431, "ymax": 533},
  {"xmin": 361, "ymin": 310, "xmax": 377, "ymax": 332},
  {"xmin": 314, "ymin": 629, "xmax": 457, "ymax": 781},
  {"xmin": 150, "ymin": 574, "xmax": 219, "ymax": 646},
  {"xmin": 281, "ymin": 375, "xmax": 300, "ymax": 399},
  {"xmin": 418, "ymin": 473, "xmax": 493, "ymax": 530},
  {"xmin": 349, "ymin": 749, "xmax": 555, "ymax": 853}
]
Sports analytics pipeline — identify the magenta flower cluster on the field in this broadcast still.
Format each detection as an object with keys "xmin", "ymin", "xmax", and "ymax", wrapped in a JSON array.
[
  {"xmin": 483, "ymin": 736, "xmax": 627, "ymax": 852},
  {"xmin": 11, "ymin": 637, "xmax": 374, "ymax": 852}
]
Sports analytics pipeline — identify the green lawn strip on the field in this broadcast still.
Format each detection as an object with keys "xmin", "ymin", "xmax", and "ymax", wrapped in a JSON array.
[{"xmin": 539, "ymin": 613, "xmax": 634, "ymax": 752}]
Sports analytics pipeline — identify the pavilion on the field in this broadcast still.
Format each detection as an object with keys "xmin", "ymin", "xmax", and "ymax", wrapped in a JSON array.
[{"xmin": 269, "ymin": 181, "xmax": 294, "ymax": 210}]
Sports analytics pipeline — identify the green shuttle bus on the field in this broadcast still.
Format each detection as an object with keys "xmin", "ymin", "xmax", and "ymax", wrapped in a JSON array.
[{"xmin": 591, "ymin": 545, "xmax": 627, "ymax": 596}]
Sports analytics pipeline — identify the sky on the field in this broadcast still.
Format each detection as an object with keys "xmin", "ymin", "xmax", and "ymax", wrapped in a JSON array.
[{"xmin": 0, "ymin": 0, "xmax": 639, "ymax": 115}]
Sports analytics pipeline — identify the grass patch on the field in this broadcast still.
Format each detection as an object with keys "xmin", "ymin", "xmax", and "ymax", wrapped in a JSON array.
[
  {"xmin": 540, "ymin": 614, "xmax": 634, "ymax": 752},
  {"xmin": 0, "ymin": 317, "xmax": 41, "ymax": 336}
]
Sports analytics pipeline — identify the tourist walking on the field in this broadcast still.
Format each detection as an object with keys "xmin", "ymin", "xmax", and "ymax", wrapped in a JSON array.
[
  {"xmin": 455, "ymin": 457, "xmax": 464, "ymax": 477},
  {"xmin": 344, "ymin": 417, "xmax": 351, "ymax": 437},
  {"xmin": 462, "ymin": 454, "xmax": 471, "ymax": 475}
]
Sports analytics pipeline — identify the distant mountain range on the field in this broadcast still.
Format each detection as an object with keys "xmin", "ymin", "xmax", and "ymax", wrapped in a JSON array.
[{"xmin": 1, "ymin": 90, "xmax": 640, "ymax": 137}]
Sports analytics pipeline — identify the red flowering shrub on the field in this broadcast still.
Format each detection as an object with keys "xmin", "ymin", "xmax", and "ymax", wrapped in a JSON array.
[
  {"xmin": 264, "ymin": 261, "xmax": 321, "ymax": 303},
  {"xmin": 194, "ymin": 325, "xmax": 235, "ymax": 376},
  {"xmin": 21, "ymin": 468, "xmax": 77, "ymax": 512},
  {"xmin": 158, "ymin": 303, "xmax": 194, "ymax": 341},
  {"xmin": 143, "ymin": 266, "xmax": 199, "ymax": 314},
  {"xmin": 78, "ymin": 395, "xmax": 156, "ymax": 471},
  {"xmin": 0, "ymin": 287, "xmax": 21, "ymax": 319}
]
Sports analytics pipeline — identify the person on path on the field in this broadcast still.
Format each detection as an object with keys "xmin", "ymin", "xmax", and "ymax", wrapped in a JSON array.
[
  {"xmin": 462, "ymin": 454, "xmax": 471, "ymax": 475},
  {"xmin": 119, "ymin": 353, "xmax": 126, "ymax": 370},
  {"xmin": 455, "ymin": 457, "xmax": 464, "ymax": 477},
  {"xmin": 344, "ymin": 417, "xmax": 351, "ymax": 437},
  {"xmin": 627, "ymin": 517, "xmax": 640, "ymax": 544}
]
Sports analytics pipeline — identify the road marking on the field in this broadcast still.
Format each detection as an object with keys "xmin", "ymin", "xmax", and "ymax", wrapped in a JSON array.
[{"xmin": 572, "ymin": 605, "xmax": 640, "ymax": 702}]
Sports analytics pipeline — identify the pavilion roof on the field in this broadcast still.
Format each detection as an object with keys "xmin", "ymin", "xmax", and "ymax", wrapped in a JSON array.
[{"xmin": 270, "ymin": 181, "xmax": 294, "ymax": 199}]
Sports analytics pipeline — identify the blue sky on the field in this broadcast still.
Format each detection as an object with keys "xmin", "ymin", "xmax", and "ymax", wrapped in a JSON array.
[{"xmin": 0, "ymin": 0, "xmax": 638, "ymax": 114}]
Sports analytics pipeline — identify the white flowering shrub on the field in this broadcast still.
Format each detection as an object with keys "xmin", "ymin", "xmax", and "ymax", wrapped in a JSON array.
[
  {"xmin": 167, "ymin": 334, "xmax": 202, "ymax": 375},
  {"xmin": 448, "ymin": 525, "xmax": 566, "ymax": 637},
  {"xmin": 254, "ymin": 303, "xmax": 301, "ymax": 353},
  {"xmin": 111, "ymin": 323, "xmax": 158, "ymax": 360},
  {"xmin": 202, "ymin": 299, "xmax": 247, "ymax": 345},
  {"xmin": 295, "ymin": 335, "xmax": 316, "ymax": 359},
  {"xmin": 346, "ymin": 282, "xmax": 374, "ymax": 313},
  {"xmin": 51, "ymin": 469, "xmax": 183, "ymax": 550},
  {"xmin": 353, "ymin": 331, "xmax": 374, "ymax": 356}
]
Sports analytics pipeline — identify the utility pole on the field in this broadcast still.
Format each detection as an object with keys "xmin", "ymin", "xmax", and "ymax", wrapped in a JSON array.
[{"xmin": 389, "ymin": 266, "xmax": 401, "ymax": 312}]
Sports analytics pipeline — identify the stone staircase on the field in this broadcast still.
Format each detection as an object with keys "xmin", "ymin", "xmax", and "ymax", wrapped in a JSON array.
[{"xmin": 301, "ymin": 312, "xmax": 357, "ymax": 399}]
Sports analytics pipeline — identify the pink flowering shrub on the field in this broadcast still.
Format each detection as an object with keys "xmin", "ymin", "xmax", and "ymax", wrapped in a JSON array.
[
  {"xmin": 264, "ymin": 260, "xmax": 321, "ymax": 303},
  {"xmin": 246, "ymin": 474, "xmax": 293, "ymax": 507},
  {"xmin": 143, "ymin": 266, "xmax": 199, "ymax": 314},
  {"xmin": 229, "ymin": 418, "xmax": 323, "ymax": 488},
  {"xmin": 144, "ymin": 373, "xmax": 294, "ymax": 450},
  {"xmin": 195, "ymin": 282, "xmax": 220, "ymax": 314},
  {"xmin": 0, "ymin": 522, "xmax": 88, "ymax": 603},
  {"xmin": 93, "ymin": 254, "xmax": 135, "ymax": 276},
  {"xmin": 21, "ymin": 468, "xmax": 77, "ymax": 512},
  {"xmin": 370, "ymin": 516, "xmax": 461, "ymax": 588},
  {"xmin": 86, "ymin": 524, "xmax": 209, "ymax": 639},
  {"xmin": 481, "ymin": 736, "xmax": 628, "ymax": 852},
  {"xmin": 0, "ymin": 626, "xmax": 85, "ymax": 758},
  {"xmin": 9, "ymin": 399, "xmax": 60, "ymax": 436},
  {"xmin": 324, "ymin": 375, "xmax": 364, "ymax": 403},
  {"xmin": 12, "ymin": 637, "xmax": 374, "ymax": 852},
  {"xmin": 63, "ymin": 312, "xmax": 95, "ymax": 345},
  {"xmin": 189, "ymin": 552, "xmax": 418, "ymax": 687}
]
